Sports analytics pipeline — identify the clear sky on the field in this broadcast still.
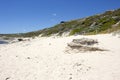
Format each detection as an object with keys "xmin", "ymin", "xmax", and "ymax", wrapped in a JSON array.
[{"xmin": 0, "ymin": 0, "xmax": 120, "ymax": 34}]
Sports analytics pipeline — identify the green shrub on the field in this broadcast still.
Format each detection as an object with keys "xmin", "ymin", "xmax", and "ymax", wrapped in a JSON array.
[
  {"xmin": 99, "ymin": 18, "xmax": 116, "ymax": 32},
  {"xmin": 69, "ymin": 28, "xmax": 83, "ymax": 35}
]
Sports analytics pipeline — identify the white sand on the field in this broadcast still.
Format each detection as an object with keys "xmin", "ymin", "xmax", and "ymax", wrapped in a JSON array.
[{"xmin": 0, "ymin": 34, "xmax": 120, "ymax": 80}]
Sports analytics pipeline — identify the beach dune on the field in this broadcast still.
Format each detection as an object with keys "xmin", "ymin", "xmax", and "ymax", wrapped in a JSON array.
[{"xmin": 0, "ymin": 34, "xmax": 120, "ymax": 80}]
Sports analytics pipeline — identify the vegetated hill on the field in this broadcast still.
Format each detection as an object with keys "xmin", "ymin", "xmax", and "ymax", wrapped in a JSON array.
[{"xmin": 1, "ymin": 8, "xmax": 120, "ymax": 38}]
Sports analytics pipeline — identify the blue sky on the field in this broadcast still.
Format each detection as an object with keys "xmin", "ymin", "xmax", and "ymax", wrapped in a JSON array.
[{"xmin": 0, "ymin": 0, "xmax": 120, "ymax": 34}]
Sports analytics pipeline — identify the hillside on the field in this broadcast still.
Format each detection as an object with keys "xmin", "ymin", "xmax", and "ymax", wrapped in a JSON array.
[{"xmin": 0, "ymin": 8, "xmax": 120, "ymax": 37}]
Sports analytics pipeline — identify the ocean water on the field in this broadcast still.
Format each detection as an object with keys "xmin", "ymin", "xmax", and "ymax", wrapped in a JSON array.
[{"xmin": 0, "ymin": 40, "xmax": 8, "ymax": 44}]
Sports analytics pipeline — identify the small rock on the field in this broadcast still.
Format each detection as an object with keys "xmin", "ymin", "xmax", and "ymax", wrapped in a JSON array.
[
  {"xmin": 5, "ymin": 77, "xmax": 10, "ymax": 80},
  {"xmin": 69, "ymin": 77, "xmax": 72, "ymax": 80},
  {"xmin": 27, "ymin": 57, "xmax": 31, "ymax": 59}
]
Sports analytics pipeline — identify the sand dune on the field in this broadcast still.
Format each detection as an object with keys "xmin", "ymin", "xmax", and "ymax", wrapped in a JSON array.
[{"xmin": 0, "ymin": 34, "xmax": 120, "ymax": 80}]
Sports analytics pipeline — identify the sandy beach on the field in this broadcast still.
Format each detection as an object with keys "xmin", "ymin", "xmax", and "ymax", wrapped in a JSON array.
[{"xmin": 0, "ymin": 34, "xmax": 120, "ymax": 80}]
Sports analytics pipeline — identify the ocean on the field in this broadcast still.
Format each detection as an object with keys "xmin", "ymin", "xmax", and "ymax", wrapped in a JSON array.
[{"xmin": 0, "ymin": 40, "xmax": 8, "ymax": 44}]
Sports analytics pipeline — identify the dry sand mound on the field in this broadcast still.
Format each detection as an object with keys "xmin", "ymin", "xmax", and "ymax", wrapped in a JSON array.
[{"xmin": 0, "ymin": 34, "xmax": 120, "ymax": 80}]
